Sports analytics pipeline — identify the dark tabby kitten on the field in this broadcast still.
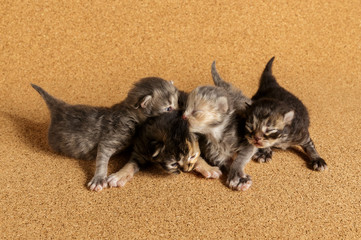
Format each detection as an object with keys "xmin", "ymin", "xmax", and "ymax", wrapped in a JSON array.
[
  {"xmin": 107, "ymin": 110, "xmax": 202, "ymax": 187},
  {"xmin": 183, "ymin": 86, "xmax": 254, "ymax": 191},
  {"xmin": 245, "ymin": 57, "xmax": 327, "ymax": 170},
  {"xmin": 31, "ymin": 77, "xmax": 179, "ymax": 192}
]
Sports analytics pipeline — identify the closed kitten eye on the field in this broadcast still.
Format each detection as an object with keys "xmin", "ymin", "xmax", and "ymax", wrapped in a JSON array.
[
  {"xmin": 245, "ymin": 124, "xmax": 253, "ymax": 133},
  {"xmin": 171, "ymin": 162, "xmax": 179, "ymax": 167},
  {"xmin": 188, "ymin": 153, "xmax": 198, "ymax": 161},
  {"xmin": 265, "ymin": 129, "xmax": 278, "ymax": 135},
  {"xmin": 192, "ymin": 110, "xmax": 200, "ymax": 115}
]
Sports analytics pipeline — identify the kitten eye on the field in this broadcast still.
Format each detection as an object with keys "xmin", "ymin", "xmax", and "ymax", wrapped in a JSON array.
[
  {"xmin": 188, "ymin": 153, "xmax": 198, "ymax": 161},
  {"xmin": 266, "ymin": 129, "xmax": 278, "ymax": 134},
  {"xmin": 165, "ymin": 106, "xmax": 173, "ymax": 112},
  {"xmin": 171, "ymin": 162, "xmax": 179, "ymax": 167},
  {"xmin": 192, "ymin": 110, "xmax": 202, "ymax": 116},
  {"xmin": 245, "ymin": 124, "xmax": 252, "ymax": 133}
]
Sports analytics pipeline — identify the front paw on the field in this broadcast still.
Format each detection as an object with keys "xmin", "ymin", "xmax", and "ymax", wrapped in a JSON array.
[
  {"xmin": 312, "ymin": 158, "xmax": 327, "ymax": 171},
  {"xmin": 194, "ymin": 164, "xmax": 222, "ymax": 179},
  {"xmin": 252, "ymin": 148, "xmax": 272, "ymax": 163},
  {"xmin": 227, "ymin": 174, "xmax": 252, "ymax": 191},
  {"xmin": 193, "ymin": 158, "xmax": 222, "ymax": 179},
  {"xmin": 87, "ymin": 175, "xmax": 108, "ymax": 192},
  {"xmin": 107, "ymin": 171, "xmax": 134, "ymax": 188}
]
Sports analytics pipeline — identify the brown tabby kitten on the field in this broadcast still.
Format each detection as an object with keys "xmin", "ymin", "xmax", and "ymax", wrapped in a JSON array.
[
  {"xmin": 31, "ymin": 77, "xmax": 179, "ymax": 192},
  {"xmin": 107, "ymin": 110, "xmax": 202, "ymax": 187},
  {"xmin": 245, "ymin": 57, "xmax": 327, "ymax": 170},
  {"xmin": 183, "ymin": 86, "xmax": 253, "ymax": 191}
]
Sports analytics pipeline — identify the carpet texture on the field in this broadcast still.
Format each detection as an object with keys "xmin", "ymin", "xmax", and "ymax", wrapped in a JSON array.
[{"xmin": 1, "ymin": 1, "xmax": 360, "ymax": 239}]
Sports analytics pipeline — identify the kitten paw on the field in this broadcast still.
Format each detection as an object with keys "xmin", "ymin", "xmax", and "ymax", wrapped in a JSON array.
[
  {"xmin": 194, "ymin": 165, "xmax": 222, "ymax": 179},
  {"xmin": 227, "ymin": 175, "xmax": 252, "ymax": 191},
  {"xmin": 107, "ymin": 171, "xmax": 134, "ymax": 188},
  {"xmin": 312, "ymin": 158, "xmax": 328, "ymax": 171},
  {"xmin": 193, "ymin": 158, "xmax": 222, "ymax": 179},
  {"xmin": 252, "ymin": 148, "xmax": 272, "ymax": 163},
  {"xmin": 87, "ymin": 175, "xmax": 108, "ymax": 192}
]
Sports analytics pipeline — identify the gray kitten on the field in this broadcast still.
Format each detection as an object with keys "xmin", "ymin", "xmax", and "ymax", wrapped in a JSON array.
[
  {"xmin": 211, "ymin": 57, "xmax": 327, "ymax": 171},
  {"xmin": 107, "ymin": 110, "xmax": 202, "ymax": 188},
  {"xmin": 183, "ymin": 86, "xmax": 254, "ymax": 191},
  {"xmin": 31, "ymin": 77, "xmax": 179, "ymax": 192},
  {"xmin": 245, "ymin": 57, "xmax": 327, "ymax": 170}
]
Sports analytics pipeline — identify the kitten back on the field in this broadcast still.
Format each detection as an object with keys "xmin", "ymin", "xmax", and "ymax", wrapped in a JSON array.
[{"xmin": 31, "ymin": 84, "xmax": 64, "ymax": 109}]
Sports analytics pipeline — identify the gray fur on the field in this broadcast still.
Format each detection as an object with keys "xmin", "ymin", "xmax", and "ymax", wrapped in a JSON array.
[
  {"xmin": 107, "ymin": 110, "xmax": 201, "ymax": 188},
  {"xmin": 211, "ymin": 61, "xmax": 252, "ymax": 114},
  {"xmin": 184, "ymin": 86, "xmax": 254, "ymax": 191},
  {"xmin": 31, "ymin": 77, "xmax": 179, "ymax": 191},
  {"xmin": 247, "ymin": 57, "xmax": 327, "ymax": 171}
]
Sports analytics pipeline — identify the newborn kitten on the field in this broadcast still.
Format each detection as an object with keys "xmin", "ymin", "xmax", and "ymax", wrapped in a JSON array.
[
  {"xmin": 31, "ymin": 77, "xmax": 179, "ymax": 192},
  {"xmin": 245, "ymin": 57, "xmax": 327, "ymax": 170},
  {"xmin": 211, "ymin": 61, "xmax": 252, "ymax": 114},
  {"xmin": 107, "ymin": 110, "xmax": 204, "ymax": 188},
  {"xmin": 183, "ymin": 86, "xmax": 254, "ymax": 191}
]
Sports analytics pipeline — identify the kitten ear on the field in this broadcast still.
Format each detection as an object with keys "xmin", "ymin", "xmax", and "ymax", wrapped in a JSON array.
[
  {"xmin": 217, "ymin": 96, "xmax": 228, "ymax": 113},
  {"xmin": 151, "ymin": 142, "xmax": 165, "ymax": 158},
  {"xmin": 283, "ymin": 110, "xmax": 294, "ymax": 125},
  {"xmin": 135, "ymin": 95, "xmax": 152, "ymax": 109}
]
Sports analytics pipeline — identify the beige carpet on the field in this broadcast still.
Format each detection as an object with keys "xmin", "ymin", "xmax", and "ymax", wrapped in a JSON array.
[{"xmin": 1, "ymin": 1, "xmax": 360, "ymax": 239}]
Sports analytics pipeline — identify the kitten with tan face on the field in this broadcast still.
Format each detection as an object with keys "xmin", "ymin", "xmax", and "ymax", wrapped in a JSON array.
[
  {"xmin": 107, "ymin": 110, "xmax": 202, "ymax": 187},
  {"xmin": 183, "ymin": 86, "xmax": 253, "ymax": 191},
  {"xmin": 245, "ymin": 57, "xmax": 327, "ymax": 170},
  {"xmin": 31, "ymin": 77, "xmax": 179, "ymax": 192}
]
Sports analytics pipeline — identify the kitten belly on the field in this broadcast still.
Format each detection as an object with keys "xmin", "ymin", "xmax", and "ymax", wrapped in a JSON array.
[
  {"xmin": 202, "ymin": 140, "xmax": 233, "ymax": 167},
  {"xmin": 48, "ymin": 130, "xmax": 100, "ymax": 160}
]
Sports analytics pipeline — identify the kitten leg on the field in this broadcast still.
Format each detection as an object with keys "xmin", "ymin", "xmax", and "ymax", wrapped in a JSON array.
[
  {"xmin": 252, "ymin": 147, "xmax": 273, "ymax": 163},
  {"xmin": 301, "ymin": 137, "xmax": 327, "ymax": 171},
  {"xmin": 227, "ymin": 144, "xmax": 256, "ymax": 191},
  {"xmin": 88, "ymin": 144, "xmax": 116, "ymax": 192},
  {"xmin": 194, "ymin": 157, "xmax": 222, "ymax": 179},
  {"xmin": 107, "ymin": 160, "xmax": 140, "ymax": 188}
]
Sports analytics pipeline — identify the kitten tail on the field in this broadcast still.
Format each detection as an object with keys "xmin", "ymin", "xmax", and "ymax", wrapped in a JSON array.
[
  {"xmin": 31, "ymin": 84, "xmax": 64, "ymax": 109},
  {"xmin": 259, "ymin": 56, "xmax": 279, "ymax": 90},
  {"xmin": 211, "ymin": 61, "xmax": 232, "ymax": 90},
  {"xmin": 264, "ymin": 56, "xmax": 275, "ymax": 74}
]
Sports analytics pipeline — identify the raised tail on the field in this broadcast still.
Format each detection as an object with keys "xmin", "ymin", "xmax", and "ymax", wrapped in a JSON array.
[
  {"xmin": 31, "ymin": 84, "xmax": 64, "ymax": 109},
  {"xmin": 264, "ymin": 56, "xmax": 275, "ymax": 75},
  {"xmin": 258, "ymin": 56, "xmax": 279, "ymax": 90},
  {"xmin": 211, "ymin": 61, "xmax": 232, "ymax": 90}
]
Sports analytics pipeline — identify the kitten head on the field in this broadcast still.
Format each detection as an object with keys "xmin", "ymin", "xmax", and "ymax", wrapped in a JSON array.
[
  {"xmin": 142, "ymin": 110, "xmax": 200, "ymax": 174},
  {"xmin": 126, "ymin": 77, "xmax": 179, "ymax": 116},
  {"xmin": 175, "ymin": 134, "xmax": 200, "ymax": 173},
  {"xmin": 244, "ymin": 99, "xmax": 294, "ymax": 148},
  {"xmin": 183, "ymin": 86, "xmax": 233, "ymax": 135}
]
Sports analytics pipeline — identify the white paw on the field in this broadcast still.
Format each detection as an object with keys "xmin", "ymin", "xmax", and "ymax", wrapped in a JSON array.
[
  {"xmin": 227, "ymin": 175, "xmax": 252, "ymax": 191},
  {"xmin": 107, "ymin": 171, "xmax": 134, "ymax": 188},
  {"xmin": 195, "ymin": 165, "xmax": 222, "ymax": 179},
  {"xmin": 87, "ymin": 175, "xmax": 108, "ymax": 192}
]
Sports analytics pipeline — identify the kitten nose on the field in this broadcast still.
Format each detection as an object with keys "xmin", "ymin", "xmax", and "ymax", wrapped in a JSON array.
[
  {"xmin": 182, "ymin": 114, "xmax": 187, "ymax": 120},
  {"xmin": 254, "ymin": 133, "xmax": 263, "ymax": 141}
]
